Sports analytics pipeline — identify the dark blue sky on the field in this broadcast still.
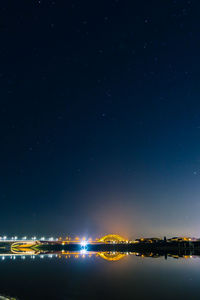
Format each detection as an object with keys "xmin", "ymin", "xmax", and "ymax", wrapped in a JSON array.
[{"xmin": 1, "ymin": 0, "xmax": 200, "ymax": 238}]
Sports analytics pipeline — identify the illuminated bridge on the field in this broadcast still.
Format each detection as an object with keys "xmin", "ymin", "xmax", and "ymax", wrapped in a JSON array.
[
  {"xmin": 0, "ymin": 234, "xmax": 128, "ymax": 251},
  {"xmin": 97, "ymin": 234, "xmax": 127, "ymax": 243}
]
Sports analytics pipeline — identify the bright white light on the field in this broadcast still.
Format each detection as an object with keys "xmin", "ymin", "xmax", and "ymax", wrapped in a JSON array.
[
  {"xmin": 23, "ymin": 236, "xmax": 27, "ymax": 240},
  {"xmin": 81, "ymin": 240, "xmax": 87, "ymax": 247},
  {"xmin": 14, "ymin": 236, "xmax": 18, "ymax": 240},
  {"xmin": 80, "ymin": 249, "xmax": 87, "ymax": 255},
  {"xmin": 40, "ymin": 237, "xmax": 45, "ymax": 241},
  {"xmin": 2, "ymin": 256, "xmax": 5, "ymax": 260},
  {"xmin": 3, "ymin": 236, "xmax": 7, "ymax": 240}
]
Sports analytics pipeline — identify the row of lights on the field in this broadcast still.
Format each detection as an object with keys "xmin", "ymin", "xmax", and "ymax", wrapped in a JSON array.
[
  {"xmin": 0, "ymin": 237, "xmax": 91, "ymax": 242},
  {"xmin": 0, "ymin": 254, "xmax": 58, "ymax": 260},
  {"xmin": 0, "ymin": 236, "xmax": 59, "ymax": 241},
  {"xmin": 0, "ymin": 253, "xmax": 93, "ymax": 260}
]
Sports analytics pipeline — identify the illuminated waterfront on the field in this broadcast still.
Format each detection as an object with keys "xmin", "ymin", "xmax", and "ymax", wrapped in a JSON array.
[
  {"xmin": 0, "ymin": 247, "xmax": 200, "ymax": 300},
  {"xmin": 1, "ymin": 235, "xmax": 200, "ymax": 299}
]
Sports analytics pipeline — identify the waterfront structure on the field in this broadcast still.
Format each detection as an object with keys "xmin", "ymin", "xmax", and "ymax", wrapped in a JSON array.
[{"xmin": 97, "ymin": 234, "xmax": 127, "ymax": 243}]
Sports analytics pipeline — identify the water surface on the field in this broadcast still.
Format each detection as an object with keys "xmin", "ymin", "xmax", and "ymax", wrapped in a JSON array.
[{"xmin": 0, "ymin": 252, "xmax": 200, "ymax": 300}]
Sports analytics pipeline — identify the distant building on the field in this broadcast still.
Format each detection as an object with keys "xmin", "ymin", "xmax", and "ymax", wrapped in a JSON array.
[
  {"xmin": 167, "ymin": 237, "xmax": 192, "ymax": 242},
  {"xmin": 135, "ymin": 237, "xmax": 162, "ymax": 243}
]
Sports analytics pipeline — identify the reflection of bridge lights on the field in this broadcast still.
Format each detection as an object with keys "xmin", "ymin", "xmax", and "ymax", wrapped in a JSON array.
[
  {"xmin": 80, "ymin": 249, "xmax": 87, "ymax": 255},
  {"xmin": 97, "ymin": 252, "xmax": 127, "ymax": 261},
  {"xmin": 2, "ymin": 256, "xmax": 5, "ymax": 260}
]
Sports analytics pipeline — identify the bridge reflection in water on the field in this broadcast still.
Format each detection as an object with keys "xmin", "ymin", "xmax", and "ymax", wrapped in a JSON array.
[
  {"xmin": 0, "ymin": 233, "xmax": 198, "ymax": 262},
  {"xmin": 0, "ymin": 247, "xmax": 197, "ymax": 262}
]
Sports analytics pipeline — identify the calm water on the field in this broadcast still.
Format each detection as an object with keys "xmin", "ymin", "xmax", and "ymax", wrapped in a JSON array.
[{"xmin": 0, "ymin": 252, "xmax": 200, "ymax": 300}]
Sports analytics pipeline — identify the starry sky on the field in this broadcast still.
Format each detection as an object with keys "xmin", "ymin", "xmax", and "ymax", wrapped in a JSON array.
[{"xmin": 1, "ymin": 0, "xmax": 200, "ymax": 239}]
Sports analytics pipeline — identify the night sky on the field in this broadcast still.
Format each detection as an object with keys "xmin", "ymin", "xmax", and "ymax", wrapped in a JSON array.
[{"xmin": 1, "ymin": 0, "xmax": 200, "ymax": 239}]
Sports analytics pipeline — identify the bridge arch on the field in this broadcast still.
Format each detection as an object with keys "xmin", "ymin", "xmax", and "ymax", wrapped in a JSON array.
[
  {"xmin": 11, "ymin": 241, "xmax": 39, "ymax": 254},
  {"xmin": 98, "ymin": 234, "xmax": 127, "ymax": 243}
]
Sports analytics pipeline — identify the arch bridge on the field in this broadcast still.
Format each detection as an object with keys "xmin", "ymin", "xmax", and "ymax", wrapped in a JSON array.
[{"xmin": 97, "ymin": 234, "xmax": 127, "ymax": 244}]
